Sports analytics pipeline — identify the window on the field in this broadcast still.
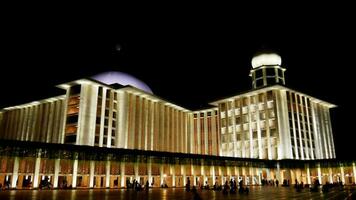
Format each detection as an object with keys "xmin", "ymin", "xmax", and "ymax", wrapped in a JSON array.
[
  {"xmin": 261, "ymin": 130, "xmax": 267, "ymax": 138},
  {"xmin": 98, "ymin": 87, "xmax": 103, "ymax": 97},
  {"xmin": 236, "ymin": 134, "xmax": 241, "ymax": 141},
  {"xmin": 103, "ymin": 137, "xmax": 107, "ymax": 145},
  {"xmin": 253, "ymin": 131, "xmax": 257, "ymax": 139},
  {"xmin": 111, "ymin": 139, "xmax": 115, "ymax": 146},
  {"xmin": 112, "ymin": 130, "xmax": 116, "ymax": 137},
  {"xmin": 278, "ymin": 68, "xmax": 283, "ymax": 77},
  {"xmin": 242, "ymin": 115, "xmax": 249, "ymax": 123},
  {"xmin": 245, "ymin": 132, "xmax": 250, "ymax": 140},
  {"xmin": 228, "ymin": 117, "xmax": 233, "ymax": 126},
  {"xmin": 235, "ymin": 116, "xmax": 241, "ymax": 124},
  {"xmin": 66, "ymin": 115, "xmax": 78, "ymax": 124},
  {"xmin": 234, "ymin": 99, "xmax": 241, "ymax": 108},
  {"xmin": 96, "ymin": 117, "xmax": 101, "ymax": 124},
  {"xmin": 243, "ymin": 98, "xmax": 248, "ymax": 106},
  {"xmin": 258, "ymin": 93, "xmax": 265, "ymax": 103},
  {"xmin": 269, "ymin": 110, "xmax": 275, "ymax": 118},
  {"xmin": 106, "ymin": 90, "xmax": 111, "ymax": 98},
  {"xmin": 95, "ymin": 136, "xmax": 99, "ymax": 144},
  {"xmin": 221, "ymin": 119, "xmax": 226, "ymax": 127},
  {"xmin": 220, "ymin": 103, "xmax": 226, "ymax": 111},
  {"xmin": 260, "ymin": 112, "xmax": 266, "ymax": 120},
  {"xmin": 255, "ymin": 69, "xmax": 263, "ymax": 77},
  {"xmin": 266, "ymin": 68, "xmax": 275, "ymax": 76}
]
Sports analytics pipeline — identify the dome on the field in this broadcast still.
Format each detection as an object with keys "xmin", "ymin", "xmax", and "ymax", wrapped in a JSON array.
[
  {"xmin": 251, "ymin": 53, "xmax": 282, "ymax": 68},
  {"xmin": 91, "ymin": 71, "xmax": 153, "ymax": 94}
]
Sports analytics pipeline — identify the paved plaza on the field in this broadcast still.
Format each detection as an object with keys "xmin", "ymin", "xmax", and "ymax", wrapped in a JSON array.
[{"xmin": 0, "ymin": 186, "xmax": 355, "ymax": 200}]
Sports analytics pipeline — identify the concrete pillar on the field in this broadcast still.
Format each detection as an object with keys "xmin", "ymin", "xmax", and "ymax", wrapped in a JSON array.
[
  {"xmin": 219, "ymin": 166, "xmax": 223, "ymax": 185},
  {"xmin": 89, "ymin": 161, "xmax": 95, "ymax": 188},
  {"xmin": 182, "ymin": 165, "xmax": 186, "ymax": 186},
  {"xmin": 105, "ymin": 160, "xmax": 111, "ymax": 188},
  {"xmin": 328, "ymin": 168, "xmax": 333, "ymax": 183},
  {"xmin": 201, "ymin": 163, "xmax": 205, "ymax": 186},
  {"xmin": 257, "ymin": 168, "xmax": 262, "ymax": 185},
  {"xmin": 148, "ymin": 159, "xmax": 152, "ymax": 186},
  {"xmin": 317, "ymin": 164, "xmax": 322, "ymax": 184},
  {"xmin": 160, "ymin": 164, "xmax": 164, "ymax": 186},
  {"xmin": 134, "ymin": 162, "xmax": 139, "ymax": 182},
  {"xmin": 353, "ymin": 162, "xmax": 356, "ymax": 184},
  {"xmin": 192, "ymin": 164, "xmax": 196, "ymax": 186},
  {"xmin": 306, "ymin": 165, "xmax": 311, "ymax": 185},
  {"xmin": 11, "ymin": 157, "xmax": 19, "ymax": 188},
  {"xmin": 33, "ymin": 150, "xmax": 42, "ymax": 188},
  {"xmin": 120, "ymin": 162, "xmax": 125, "ymax": 187},
  {"xmin": 211, "ymin": 165, "xmax": 216, "ymax": 185},
  {"xmin": 53, "ymin": 158, "xmax": 60, "ymax": 188},
  {"xmin": 266, "ymin": 168, "xmax": 271, "ymax": 181},
  {"xmin": 340, "ymin": 165, "xmax": 345, "ymax": 184},
  {"xmin": 276, "ymin": 162, "xmax": 281, "ymax": 183},
  {"xmin": 171, "ymin": 165, "xmax": 176, "ymax": 187},
  {"xmin": 72, "ymin": 159, "xmax": 78, "ymax": 188}
]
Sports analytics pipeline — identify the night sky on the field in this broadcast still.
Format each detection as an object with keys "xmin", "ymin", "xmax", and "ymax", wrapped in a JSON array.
[{"xmin": 1, "ymin": 8, "xmax": 355, "ymax": 159}]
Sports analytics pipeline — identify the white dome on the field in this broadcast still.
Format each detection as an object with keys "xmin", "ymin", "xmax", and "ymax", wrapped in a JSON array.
[
  {"xmin": 251, "ymin": 53, "xmax": 282, "ymax": 68},
  {"xmin": 92, "ymin": 71, "xmax": 153, "ymax": 94}
]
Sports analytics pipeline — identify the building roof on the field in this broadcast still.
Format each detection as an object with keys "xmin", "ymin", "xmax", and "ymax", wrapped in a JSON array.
[{"xmin": 209, "ymin": 84, "xmax": 337, "ymax": 108}]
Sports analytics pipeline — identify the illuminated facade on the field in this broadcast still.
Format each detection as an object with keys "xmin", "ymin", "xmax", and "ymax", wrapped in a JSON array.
[{"xmin": 0, "ymin": 53, "xmax": 354, "ymax": 189}]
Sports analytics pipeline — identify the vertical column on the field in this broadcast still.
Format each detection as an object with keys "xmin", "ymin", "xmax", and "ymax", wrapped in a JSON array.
[
  {"xmin": 182, "ymin": 165, "xmax": 186, "ymax": 186},
  {"xmin": 89, "ymin": 160, "xmax": 95, "ymax": 188},
  {"xmin": 120, "ymin": 162, "xmax": 125, "ymax": 187},
  {"xmin": 171, "ymin": 165, "xmax": 176, "ymax": 187},
  {"xmin": 53, "ymin": 158, "xmax": 60, "ymax": 188},
  {"xmin": 340, "ymin": 165, "xmax": 345, "ymax": 184},
  {"xmin": 160, "ymin": 164, "xmax": 164, "ymax": 186},
  {"xmin": 211, "ymin": 165, "xmax": 216, "ymax": 186},
  {"xmin": 219, "ymin": 166, "xmax": 223, "ymax": 185},
  {"xmin": 192, "ymin": 164, "xmax": 196, "ymax": 186},
  {"xmin": 266, "ymin": 168, "xmax": 271, "ymax": 181},
  {"xmin": 11, "ymin": 157, "xmax": 19, "ymax": 188},
  {"xmin": 328, "ymin": 168, "xmax": 333, "ymax": 183},
  {"xmin": 134, "ymin": 162, "xmax": 139, "ymax": 182},
  {"xmin": 317, "ymin": 163, "xmax": 322, "ymax": 185},
  {"xmin": 72, "ymin": 153, "xmax": 78, "ymax": 188},
  {"xmin": 148, "ymin": 159, "xmax": 152, "ymax": 186},
  {"xmin": 353, "ymin": 162, "xmax": 356, "ymax": 185},
  {"xmin": 276, "ymin": 162, "xmax": 281, "ymax": 183},
  {"xmin": 105, "ymin": 159, "xmax": 111, "ymax": 188},
  {"xmin": 33, "ymin": 150, "xmax": 42, "ymax": 188},
  {"xmin": 306, "ymin": 164, "xmax": 311, "ymax": 185}
]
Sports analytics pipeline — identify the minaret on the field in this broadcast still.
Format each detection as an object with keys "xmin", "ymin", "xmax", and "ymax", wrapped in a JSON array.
[{"xmin": 249, "ymin": 53, "xmax": 286, "ymax": 89}]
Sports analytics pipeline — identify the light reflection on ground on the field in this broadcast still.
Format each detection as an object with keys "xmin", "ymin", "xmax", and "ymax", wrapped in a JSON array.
[{"xmin": 0, "ymin": 186, "xmax": 355, "ymax": 200}]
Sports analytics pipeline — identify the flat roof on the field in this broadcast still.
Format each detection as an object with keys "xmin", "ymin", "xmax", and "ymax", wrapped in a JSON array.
[{"xmin": 209, "ymin": 84, "xmax": 336, "ymax": 108}]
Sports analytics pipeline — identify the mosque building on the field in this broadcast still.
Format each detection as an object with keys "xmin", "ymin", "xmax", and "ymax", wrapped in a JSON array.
[{"xmin": 0, "ymin": 53, "xmax": 355, "ymax": 189}]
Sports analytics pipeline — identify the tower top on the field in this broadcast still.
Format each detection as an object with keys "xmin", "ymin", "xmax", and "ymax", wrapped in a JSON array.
[
  {"xmin": 250, "ymin": 52, "xmax": 286, "ymax": 89},
  {"xmin": 251, "ymin": 53, "xmax": 282, "ymax": 69}
]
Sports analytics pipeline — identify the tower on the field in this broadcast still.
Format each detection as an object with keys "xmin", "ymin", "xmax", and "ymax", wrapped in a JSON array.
[{"xmin": 250, "ymin": 53, "xmax": 286, "ymax": 89}]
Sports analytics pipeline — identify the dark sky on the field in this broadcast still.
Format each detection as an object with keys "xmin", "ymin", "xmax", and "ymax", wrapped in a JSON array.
[{"xmin": 0, "ymin": 7, "xmax": 354, "ymax": 159}]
